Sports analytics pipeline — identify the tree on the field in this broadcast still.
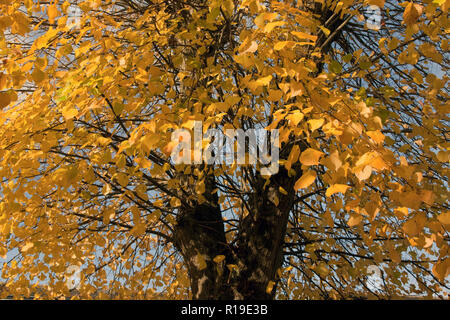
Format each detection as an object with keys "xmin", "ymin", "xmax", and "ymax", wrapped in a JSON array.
[{"xmin": 0, "ymin": 0, "xmax": 448, "ymax": 300}]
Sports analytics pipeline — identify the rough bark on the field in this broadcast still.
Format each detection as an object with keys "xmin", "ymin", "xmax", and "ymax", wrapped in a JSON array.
[
  {"xmin": 174, "ymin": 161, "xmax": 300, "ymax": 300},
  {"xmin": 174, "ymin": 174, "xmax": 236, "ymax": 299},
  {"xmin": 233, "ymin": 167, "xmax": 298, "ymax": 299}
]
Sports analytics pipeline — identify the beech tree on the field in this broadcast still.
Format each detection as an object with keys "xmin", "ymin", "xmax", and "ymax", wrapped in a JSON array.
[{"xmin": 0, "ymin": 0, "xmax": 448, "ymax": 300}]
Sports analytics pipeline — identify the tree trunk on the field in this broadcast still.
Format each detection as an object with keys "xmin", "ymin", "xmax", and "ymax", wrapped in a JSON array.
[
  {"xmin": 174, "ymin": 174, "xmax": 236, "ymax": 299},
  {"xmin": 234, "ymin": 167, "xmax": 298, "ymax": 299},
  {"xmin": 174, "ymin": 164, "xmax": 299, "ymax": 299}
]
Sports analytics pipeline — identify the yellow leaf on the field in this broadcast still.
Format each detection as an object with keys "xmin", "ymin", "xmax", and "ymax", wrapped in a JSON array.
[
  {"xmin": 299, "ymin": 148, "xmax": 324, "ymax": 166},
  {"xmin": 274, "ymin": 41, "xmax": 290, "ymax": 51},
  {"xmin": 286, "ymin": 111, "xmax": 304, "ymax": 126},
  {"xmin": 62, "ymin": 107, "xmax": 78, "ymax": 120},
  {"xmin": 130, "ymin": 223, "xmax": 146, "ymax": 236},
  {"xmin": 234, "ymin": 53, "xmax": 253, "ymax": 68},
  {"xmin": 294, "ymin": 170, "xmax": 317, "ymax": 190},
  {"xmin": 286, "ymin": 145, "xmax": 300, "ymax": 171},
  {"xmin": 403, "ymin": 2, "xmax": 422, "ymax": 25},
  {"xmin": 402, "ymin": 218, "xmax": 419, "ymax": 237},
  {"xmin": 21, "ymin": 242, "xmax": 34, "ymax": 253},
  {"xmin": 0, "ymin": 72, "xmax": 7, "ymax": 90},
  {"xmin": 224, "ymin": 95, "xmax": 241, "ymax": 106},
  {"xmin": 399, "ymin": 191, "xmax": 422, "ymax": 210},
  {"xmin": 279, "ymin": 186, "xmax": 288, "ymax": 195},
  {"xmin": 367, "ymin": 130, "xmax": 385, "ymax": 144},
  {"xmin": 181, "ymin": 119, "xmax": 196, "ymax": 130},
  {"xmin": 271, "ymin": 194, "xmax": 279, "ymax": 206},
  {"xmin": 103, "ymin": 208, "xmax": 115, "ymax": 225},
  {"xmin": 432, "ymin": 258, "xmax": 450, "ymax": 282},
  {"xmin": 97, "ymin": 137, "xmax": 112, "ymax": 146},
  {"xmin": 308, "ymin": 118, "xmax": 324, "ymax": 132},
  {"xmin": 419, "ymin": 190, "xmax": 435, "ymax": 206},
  {"xmin": 291, "ymin": 31, "xmax": 317, "ymax": 42},
  {"xmin": 48, "ymin": 5, "xmax": 58, "ymax": 24},
  {"xmin": 255, "ymin": 75, "xmax": 272, "ymax": 87},
  {"xmin": 355, "ymin": 151, "xmax": 377, "ymax": 167},
  {"xmin": 403, "ymin": 213, "xmax": 427, "ymax": 236},
  {"xmin": 266, "ymin": 281, "xmax": 275, "ymax": 294},
  {"xmin": 289, "ymin": 81, "xmax": 304, "ymax": 97},
  {"xmin": 267, "ymin": 89, "xmax": 283, "ymax": 102},
  {"xmin": 324, "ymin": 210, "xmax": 334, "ymax": 227},
  {"xmin": 354, "ymin": 165, "xmax": 372, "ymax": 181},
  {"xmin": 319, "ymin": 26, "xmax": 330, "ymax": 37},
  {"xmin": 389, "ymin": 246, "xmax": 401, "ymax": 265},
  {"xmin": 0, "ymin": 91, "xmax": 11, "ymax": 109},
  {"xmin": 115, "ymin": 172, "xmax": 129, "ymax": 187},
  {"xmin": 395, "ymin": 207, "xmax": 410, "ymax": 217},
  {"xmin": 213, "ymin": 255, "xmax": 226, "ymax": 263},
  {"xmin": 196, "ymin": 180, "xmax": 206, "ymax": 195},
  {"xmin": 437, "ymin": 211, "xmax": 450, "ymax": 225},
  {"xmin": 241, "ymin": 41, "xmax": 258, "ymax": 54},
  {"xmin": 31, "ymin": 68, "xmax": 46, "ymax": 83},
  {"xmin": 371, "ymin": 156, "xmax": 388, "ymax": 171},
  {"xmin": 254, "ymin": 12, "xmax": 278, "ymax": 28},
  {"xmin": 142, "ymin": 134, "xmax": 159, "ymax": 151},
  {"xmin": 326, "ymin": 184, "xmax": 350, "ymax": 197},
  {"xmin": 355, "ymin": 152, "xmax": 387, "ymax": 171},
  {"xmin": 315, "ymin": 262, "xmax": 329, "ymax": 277},
  {"xmin": 436, "ymin": 151, "xmax": 449, "ymax": 162},
  {"xmin": 227, "ymin": 264, "xmax": 238, "ymax": 272},
  {"xmin": 264, "ymin": 21, "xmax": 285, "ymax": 33},
  {"xmin": 322, "ymin": 150, "xmax": 342, "ymax": 171}
]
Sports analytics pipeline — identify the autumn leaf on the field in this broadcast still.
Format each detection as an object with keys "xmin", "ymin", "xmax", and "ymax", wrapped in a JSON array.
[
  {"xmin": 389, "ymin": 246, "xmax": 402, "ymax": 265},
  {"xmin": 255, "ymin": 75, "xmax": 272, "ymax": 86},
  {"xmin": 274, "ymin": 41, "xmax": 291, "ymax": 51},
  {"xmin": 366, "ymin": 130, "xmax": 385, "ymax": 144},
  {"xmin": 319, "ymin": 25, "xmax": 330, "ymax": 37},
  {"xmin": 291, "ymin": 31, "xmax": 317, "ymax": 42},
  {"xmin": 286, "ymin": 145, "xmax": 300, "ymax": 171},
  {"xmin": 62, "ymin": 107, "xmax": 78, "ymax": 120},
  {"xmin": 213, "ymin": 255, "xmax": 226, "ymax": 263},
  {"xmin": 294, "ymin": 170, "xmax": 317, "ymax": 190},
  {"xmin": 299, "ymin": 148, "xmax": 324, "ymax": 166},
  {"xmin": 264, "ymin": 21, "xmax": 285, "ymax": 33},
  {"xmin": 286, "ymin": 111, "xmax": 304, "ymax": 126},
  {"xmin": 403, "ymin": 2, "xmax": 422, "ymax": 25},
  {"xmin": 347, "ymin": 214, "xmax": 363, "ymax": 227},
  {"xmin": 266, "ymin": 281, "xmax": 275, "ymax": 294},
  {"xmin": 0, "ymin": 91, "xmax": 11, "ymax": 109},
  {"xmin": 31, "ymin": 68, "xmax": 46, "ymax": 83},
  {"xmin": 432, "ymin": 258, "xmax": 450, "ymax": 282},
  {"xmin": 241, "ymin": 41, "xmax": 258, "ymax": 54},
  {"xmin": 21, "ymin": 242, "xmax": 34, "ymax": 253},
  {"xmin": 308, "ymin": 118, "xmax": 324, "ymax": 132},
  {"xmin": 48, "ymin": 5, "xmax": 58, "ymax": 24},
  {"xmin": 437, "ymin": 212, "xmax": 450, "ymax": 225},
  {"xmin": 326, "ymin": 184, "xmax": 350, "ymax": 197}
]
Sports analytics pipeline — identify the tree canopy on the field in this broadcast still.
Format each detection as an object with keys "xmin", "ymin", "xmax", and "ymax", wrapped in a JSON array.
[{"xmin": 0, "ymin": 0, "xmax": 449, "ymax": 299}]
